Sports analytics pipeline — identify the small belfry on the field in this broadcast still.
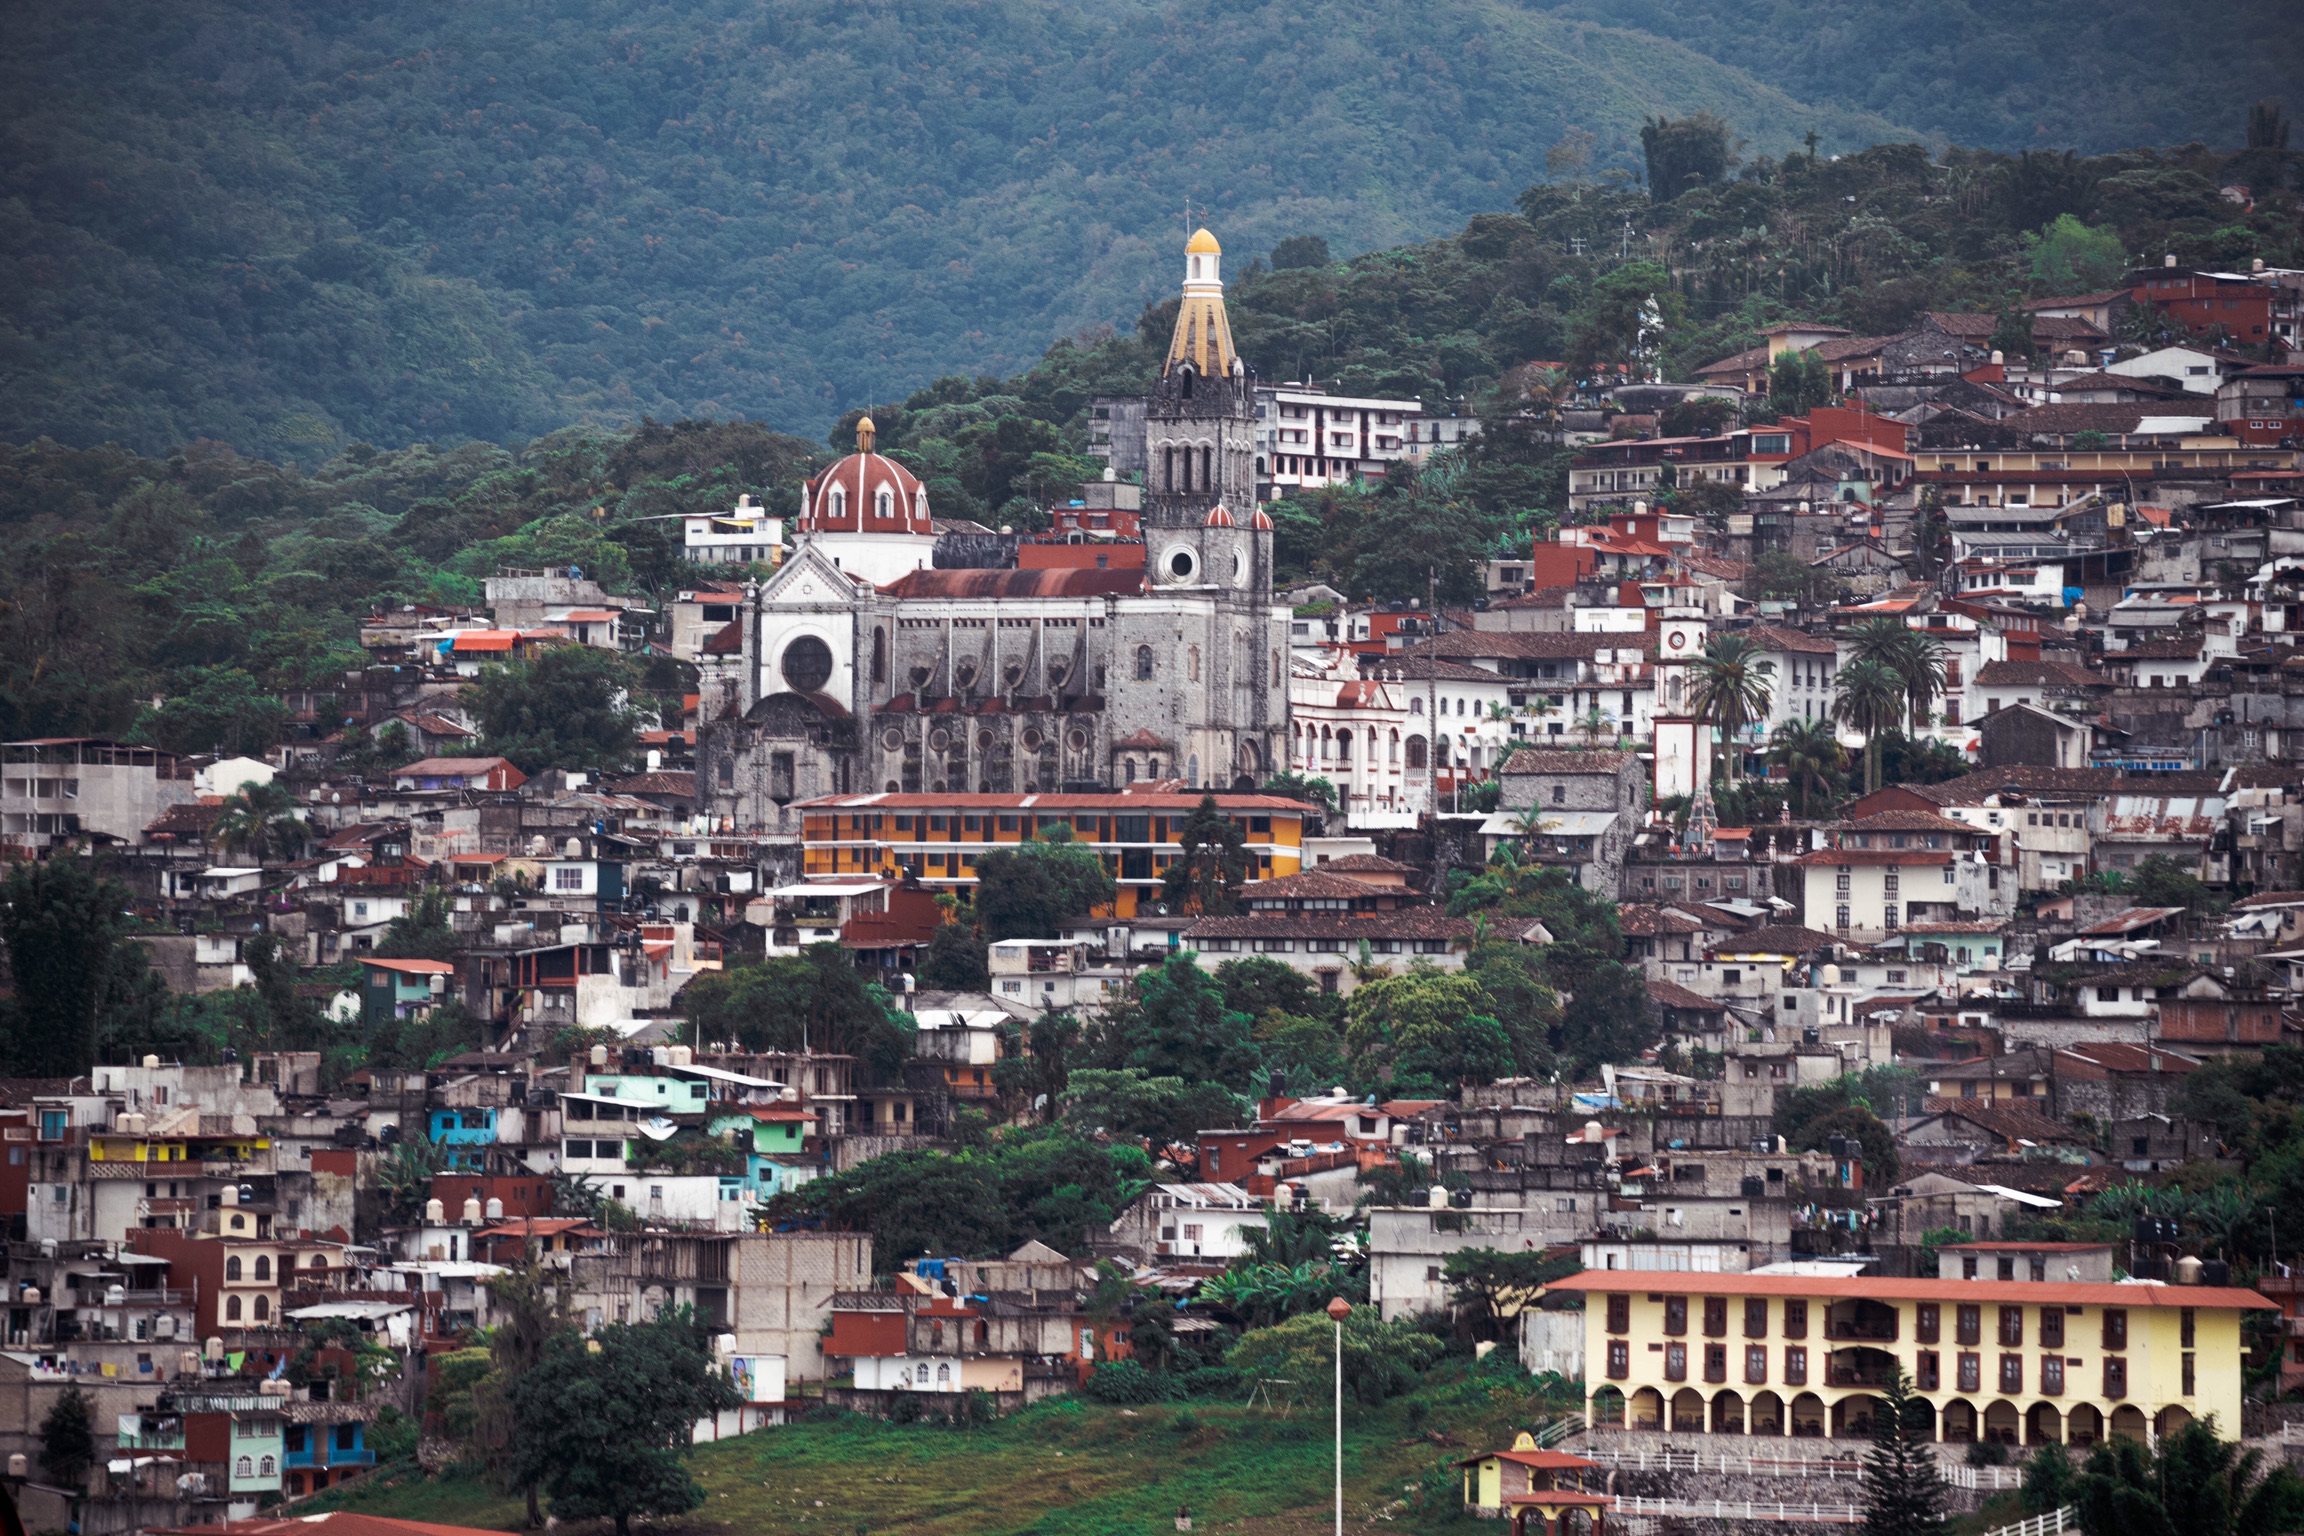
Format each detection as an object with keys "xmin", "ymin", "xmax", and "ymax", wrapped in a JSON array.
[{"xmin": 1165, "ymin": 227, "xmax": 1238, "ymax": 380}]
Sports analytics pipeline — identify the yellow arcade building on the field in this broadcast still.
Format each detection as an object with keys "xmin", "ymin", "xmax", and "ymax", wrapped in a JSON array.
[{"xmin": 1547, "ymin": 1268, "xmax": 2270, "ymax": 1447}]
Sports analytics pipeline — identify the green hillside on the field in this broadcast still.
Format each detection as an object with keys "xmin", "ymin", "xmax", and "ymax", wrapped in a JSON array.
[
  {"xmin": 319, "ymin": 1373, "xmax": 1535, "ymax": 1536},
  {"xmin": 5, "ymin": 1, "xmax": 2293, "ymax": 459},
  {"xmin": 1534, "ymin": 0, "xmax": 2304, "ymax": 154},
  {"xmin": 6, "ymin": 0, "xmax": 1909, "ymax": 457}
]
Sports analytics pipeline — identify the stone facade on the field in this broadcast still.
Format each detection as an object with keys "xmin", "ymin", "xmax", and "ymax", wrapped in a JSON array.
[{"xmin": 700, "ymin": 230, "xmax": 1290, "ymax": 840}]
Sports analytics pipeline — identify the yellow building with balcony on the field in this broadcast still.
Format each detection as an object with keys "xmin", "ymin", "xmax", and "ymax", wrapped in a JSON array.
[
  {"xmin": 795, "ymin": 791, "xmax": 1306, "ymax": 918},
  {"xmin": 1549, "ymin": 1269, "xmax": 2268, "ymax": 1448}
]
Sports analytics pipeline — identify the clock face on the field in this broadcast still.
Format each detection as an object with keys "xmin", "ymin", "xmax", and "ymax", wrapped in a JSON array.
[{"xmin": 1667, "ymin": 628, "xmax": 1690, "ymax": 650}]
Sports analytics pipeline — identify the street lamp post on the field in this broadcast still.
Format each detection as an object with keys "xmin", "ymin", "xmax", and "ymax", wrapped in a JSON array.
[{"xmin": 1326, "ymin": 1295, "xmax": 1351, "ymax": 1536}]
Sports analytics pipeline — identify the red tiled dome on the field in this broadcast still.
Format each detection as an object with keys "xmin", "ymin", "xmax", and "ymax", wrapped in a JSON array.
[
  {"xmin": 1203, "ymin": 503, "xmax": 1236, "ymax": 527},
  {"xmin": 799, "ymin": 418, "xmax": 932, "ymax": 535},
  {"xmin": 1248, "ymin": 507, "xmax": 1273, "ymax": 530}
]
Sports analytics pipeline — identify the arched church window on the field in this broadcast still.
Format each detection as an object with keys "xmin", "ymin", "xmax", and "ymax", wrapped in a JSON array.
[
  {"xmin": 829, "ymin": 486, "xmax": 846, "ymax": 520},
  {"xmin": 1668, "ymin": 674, "xmax": 1684, "ymax": 709},
  {"xmin": 1317, "ymin": 729, "xmax": 1331, "ymax": 761},
  {"xmin": 1181, "ymin": 446, "xmax": 1194, "ymax": 493},
  {"xmin": 1272, "ymin": 649, "xmax": 1281, "ymax": 685},
  {"xmin": 1164, "ymin": 445, "xmax": 1176, "ymax": 493},
  {"xmin": 1406, "ymin": 736, "xmax": 1427, "ymax": 770},
  {"xmin": 1201, "ymin": 445, "xmax": 1213, "ymax": 488},
  {"xmin": 1135, "ymin": 645, "xmax": 1154, "ymax": 680},
  {"xmin": 1123, "ymin": 758, "xmax": 1137, "ymax": 784},
  {"xmin": 1409, "ymin": 696, "xmax": 1423, "ymax": 714},
  {"xmin": 875, "ymin": 487, "xmax": 894, "ymax": 519},
  {"xmin": 1389, "ymin": 730, "xmax": 1400, "ymax": 764},
  {"xmin": 871, "ymin": 628, "xmax": 887, "ymax": 684},
  {"xmin": 1187, "ymin": 646, "xmax": 1200, "ymax": 682},
  {"xmin": 1186, "ymin": 755, "xmax": 1199, "ymax": 788},
  {"xmin": 1336, "ymin": 730, "xmax": 1352, "ymax": 763}
]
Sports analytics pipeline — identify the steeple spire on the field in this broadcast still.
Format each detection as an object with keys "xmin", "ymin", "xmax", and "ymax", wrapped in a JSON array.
[{"xmin": 1165, "ymin": 228, "xmax": 1237, "ymax": 379}]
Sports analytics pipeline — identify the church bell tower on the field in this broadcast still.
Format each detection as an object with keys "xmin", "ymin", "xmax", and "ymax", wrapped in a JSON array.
[{"xmin": 1144, "ymin": 228, "xmax": 1259, "ymax": 588}]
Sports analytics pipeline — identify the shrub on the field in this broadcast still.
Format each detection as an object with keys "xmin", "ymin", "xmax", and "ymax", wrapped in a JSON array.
[
  {"xmin": 1966, "ymin": 1440, "xmax": 2009, "ymax": 1466},
  {"xmin": 1083, "ymin": 1360, "xmax": 1165, "ymax": 1405},
  {"xmin": 1175, "ymin": 1366, "xmax": 1242, "ymax": 1399}
]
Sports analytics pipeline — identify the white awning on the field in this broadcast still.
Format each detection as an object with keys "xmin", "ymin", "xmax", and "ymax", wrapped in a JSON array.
[
  {"xmin": 1971, "ymin": 1183, "xmax": 2062, "ymax": 1210},
  {"xmin": 1477, "ymin": 810, "xmax": 1619, "ymax": 837}
]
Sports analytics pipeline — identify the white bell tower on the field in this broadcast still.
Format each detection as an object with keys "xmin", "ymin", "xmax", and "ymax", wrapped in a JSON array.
[{"xmin": 1650, "ymin": 610, "xmax": 1711, "ymax": 803}]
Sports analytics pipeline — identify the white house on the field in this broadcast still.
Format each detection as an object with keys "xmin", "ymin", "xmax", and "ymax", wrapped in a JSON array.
[
  {"xmin": 195, "ymin": 757, "xmax": 276, "ymax": 796},
  {"xmin": 685, "ymin": 493, "xmax": 785, "ymax": 567},
  {"xmin": 1107, "ymin": 1183, "xmax": 1272, "ymax": 1262},
  {"xmin": 2103, "ymin": 346, "xmax": 2238, "ymax": 394}
]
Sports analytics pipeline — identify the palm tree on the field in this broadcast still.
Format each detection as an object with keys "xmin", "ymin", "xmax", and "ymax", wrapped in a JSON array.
[
  {"xmin": 1688, "ymin": 634, "xmax": 1775, "ymax": 785},
  {"xmin": 208, "ymin": 780, "xmax": 310, "ymax": 864},
  {"xmin": 1574, "ymin": 704, "xmax": 1615, "ymax": 747},
  {"xmin": 1845, "ymin": 617, "xmax": 1949, "ymax": 734},
  {"xmin": 1767, "ymin": 718, "xmax": 1848, "ymax": 818},
  {"xmin": 1832, "ymin": 658, "xmax": 1904, "ymax": 796},
  {"xmin": 1507, "ymin": 808, "xmax": 1555, "ymax": 847}
]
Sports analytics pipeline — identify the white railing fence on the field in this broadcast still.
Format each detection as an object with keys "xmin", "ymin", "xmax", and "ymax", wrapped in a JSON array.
[
  {"xmin": 1613, "ymin": 1495, "xmax": 1864, "ymax": 1524},
  {"xmin": 1981, "ymin": 1507, "xmax": 2076, "ymax": 1536}
]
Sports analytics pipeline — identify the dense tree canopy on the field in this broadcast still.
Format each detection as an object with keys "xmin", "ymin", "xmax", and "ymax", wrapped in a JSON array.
[
  {"xmin": 678, "ymin": 945, "xmax": 915, "ymax": 1080},
  {"xmin": 773, "ymin": 1127, "xmax": 1152, "ymax": 1267}
]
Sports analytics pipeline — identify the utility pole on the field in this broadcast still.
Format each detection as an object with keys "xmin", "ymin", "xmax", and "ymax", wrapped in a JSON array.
[
  {"xmin": 1327, "ymin": 1295, "xmax": 1351, "ymax": 1536},
  {"xmin": 1427, "ymin": 567, "xmax": 1441, "ymax": 820}
]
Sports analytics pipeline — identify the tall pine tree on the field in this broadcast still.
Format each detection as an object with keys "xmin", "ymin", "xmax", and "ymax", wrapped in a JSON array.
[{"xmin": 1860, "ymin": 1369, "xmax": 1948, "ymax": 1536}]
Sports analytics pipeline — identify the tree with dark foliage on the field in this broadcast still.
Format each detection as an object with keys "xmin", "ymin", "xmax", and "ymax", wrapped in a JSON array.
[
  {"xmin": 40, "ymin": 1383, "xmax": 97, "ymax": 1490},
  {"xmin": 1859, "ymin": 1369, "xmax": 1948, "ymax": 1536},
  {"xmin": 1163, "ymin": 795, "xmax": 1249, "ymax": 916},
  {"xmin": 1, "ymin": 859, "xmax": 127, "ymax": 1077},
  {"xmin": 507, "ymin": 1312, "xmax": 738, "ymax": 1536}
]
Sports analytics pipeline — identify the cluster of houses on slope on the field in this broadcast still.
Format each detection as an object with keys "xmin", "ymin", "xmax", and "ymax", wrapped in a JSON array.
[{"xmin": 6, "ymin": 237, "xmax": 2304, "ymax": 1529}]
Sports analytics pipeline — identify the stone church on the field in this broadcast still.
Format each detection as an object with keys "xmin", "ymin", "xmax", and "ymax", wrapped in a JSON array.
[{"xmin": 700, "ymin": 228, "xmax": 1291, "ymax": 839}]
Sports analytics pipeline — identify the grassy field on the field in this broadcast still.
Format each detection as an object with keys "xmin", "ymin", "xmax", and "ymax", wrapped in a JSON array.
[{"xmin": 322, "ymin": 1359, "xmax": 1552, "ymax": 1536}]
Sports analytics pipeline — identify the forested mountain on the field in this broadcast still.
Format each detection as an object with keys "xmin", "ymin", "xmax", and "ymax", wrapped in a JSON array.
[
  {"xmin": 1532, "ymin": 0, "xmax": 2304, "ymax": 155},
  {"xmin": 6, "ymin": 115, "xmax": 2300, "ymax": 748},
  {"xmin": 10, "ymin": 0, "xmax": 2289, "ymax": 459}
]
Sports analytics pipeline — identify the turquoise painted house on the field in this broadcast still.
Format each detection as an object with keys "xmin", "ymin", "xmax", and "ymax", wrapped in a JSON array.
[{"xmin": 706, "ymin": 1105, "xmax": 820, "ymax": 1196}]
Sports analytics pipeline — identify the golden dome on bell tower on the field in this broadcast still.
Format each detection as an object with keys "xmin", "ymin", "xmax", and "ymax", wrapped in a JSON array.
[{"xmin": 1165, "ymin": 228, "xmax": 1237, "ymax": 380}]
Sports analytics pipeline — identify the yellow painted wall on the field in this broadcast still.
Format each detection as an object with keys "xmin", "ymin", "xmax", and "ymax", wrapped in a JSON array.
[{"xmin": 1578, "ymin": 1287, "xmax": 2247, "ymax": 1441}]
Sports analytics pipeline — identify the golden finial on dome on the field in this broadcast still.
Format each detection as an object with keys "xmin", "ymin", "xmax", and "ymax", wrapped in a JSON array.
[{"xmin": 856, "ymin": 416, "xmax": 877, "ymax": 453}]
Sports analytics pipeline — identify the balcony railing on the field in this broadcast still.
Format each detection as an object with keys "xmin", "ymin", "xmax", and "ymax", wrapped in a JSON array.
[
  {"xmin": 1824, "ymin": 1319, "xmax": 1898, "ymax": 1343},
  {"xmin": 1823, "ymin": 1362, "xmax": 1901, "ymax": 1389},
  {"xmin": 118, "ymin": 1432, "xmax": 186, "ymax": 1452}
]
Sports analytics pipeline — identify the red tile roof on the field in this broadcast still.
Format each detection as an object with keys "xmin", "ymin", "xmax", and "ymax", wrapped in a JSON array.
[
  {"xmin": 1739, "ymin": 623, "xmax": 1839, "ymax": 655},
  {"xmin": 1500, "ymin": 748, "xmax": 1639, "ymax": 774},
  {"xmin": 359, "ymin": 958, "xmax": 455, "ymax": 976},
  {"xmin": 1184, "ymin": 909, "xmax": 1475, "ymax": 942},
  {"xmin": 880, "ymin": 568, "xmax": 1144, "ymax": 599},
  {"xmin": 153, "ymin": 1516, "xmax": 515, "ymax": 1536},
  {"xmin": 1648, "ymin": 980, "xmax": 1724, "ymax": 1011}
]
